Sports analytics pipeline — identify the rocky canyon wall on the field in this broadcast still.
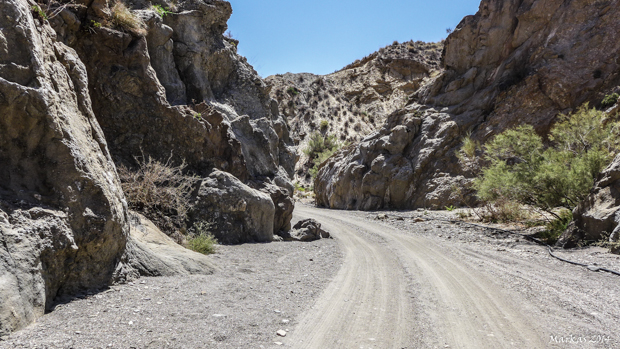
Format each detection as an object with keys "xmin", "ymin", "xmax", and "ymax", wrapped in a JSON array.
[
  {"xmin": 1, "ymin": 0, "xmax": 297, "ymax": 335},
  {"xmin": 0, "ymin": 0, "xmax": 128, "ymax": 335},
  {"xmin": 314, "ymin": 0, "xmax": 620, "ymax": 210}
]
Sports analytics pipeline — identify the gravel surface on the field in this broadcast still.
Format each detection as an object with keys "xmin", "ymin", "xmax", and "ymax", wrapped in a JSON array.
[
  {"xmin": 3, "ymin": 205, "xmax": 620, "ymax": 348},
  {"xmin": 354, "ymin": 207, "xmax": 620, "ymax": 348},
  {"xmin": 0, "ymin": 215, "xmax": 343, "ymax": 349}
]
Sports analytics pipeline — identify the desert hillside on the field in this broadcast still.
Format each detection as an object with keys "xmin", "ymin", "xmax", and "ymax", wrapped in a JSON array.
[{"xmin": 266, "ymin": 40, "xmax": 442, "ymax": 184}]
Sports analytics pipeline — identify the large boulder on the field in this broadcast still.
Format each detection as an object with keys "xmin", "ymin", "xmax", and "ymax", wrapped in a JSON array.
[
  {"xmin": 116, "ymin": 212, "xmax": 215, "ymax": 279},
  {"xmin": 249, "ymin": 181, "xmax": 295, "ymax": 235},
  {"xmin": 281, "ymin": 219, "xmax": 330, "ymax": 242},
  {"xmin": 558, "ymin": 155, "xmax": 620, "ymax": 249},
  {"xmin": 315, "ymin": 0, "xmax": 620, "ymax": 210},
  {"xmin": 0, "ymin": 0, "xmax": 128, "ymax": 335},
  {"xmin": 188, "ymin": 171, "xmax": 275, "ymax": 244}
]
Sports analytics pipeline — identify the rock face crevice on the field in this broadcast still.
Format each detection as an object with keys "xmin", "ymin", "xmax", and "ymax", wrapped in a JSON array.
[{"xmin": 314, "ymin": 0, "xmax": 620, "ymax": 210}]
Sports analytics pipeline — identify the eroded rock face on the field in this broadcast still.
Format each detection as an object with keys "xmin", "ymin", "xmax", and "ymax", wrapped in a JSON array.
[
  {"xmin": 117, "ymin": 212, "xmax": 215, "ymax": 278},
  {"xmin": 558, "ymin": 155, "xmax": 620, "ymax": 249},
  {"xmin": 315, "ymin": 0, "xmax": 620, "ymax": 210},
  {"xmin": 189, "ymin": 171, "xmax": 275, "ymax": 244},
  {"xmin": 0, "ymin": 0, "xmax": 127, "ymax": 335},
  {"xmin": 48, "ymin": 0, "xmax": 295, "ymax": 235}
]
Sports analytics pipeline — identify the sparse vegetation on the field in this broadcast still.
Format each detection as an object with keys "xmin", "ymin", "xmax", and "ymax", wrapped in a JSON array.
[
  {"xmin": 118, "ymin": 155, "xmax": 196, "ymax": 241},
  {"xmin": 456, "ymin": 133, "xmax": 479, "ymax": 161},
  {"xmin": 535, "ymin": 210, "xmax": 572, "ymax": 244},
  {"xmin": 287, "ymin": 87, "xmax": 299, "ymax": 95},
  {"xmin": 186, "ymin": 221, "xmax": 217, "ymax": 255},
  {"xmin": 111, "ymin": 1, "xmax": 147, "ymax": 36},
  {"xmin": 474, "ymin": 198, "xmax": 529, "ymax": 223},
  {"xmin": 471, "ymin": 104, "xmax": 620, "ymax": 219},
  {"xmin": 31, "ymin": 5, "xmax": 48, "ymax": 20},
  {"xmin": 90, "ymin": 20, "xmax": 102, "ymax": 28},
  {"xmin": 304, "ymin": 132, "xmax": 343, "ymax": 179},
  {"xmin": 602, "ymin": 93, "xmax": 619, "ymax": 108},
  {"xmin": 152, "ymin": 4, "xmax": 172, "ymax": 17},
  {"xmin": 593, "ymin": 231, "xmax": 620, "ymax": 252},
  {"xmin": 320, "ymin": 119, "xmax": 329, "ymax": 130}
]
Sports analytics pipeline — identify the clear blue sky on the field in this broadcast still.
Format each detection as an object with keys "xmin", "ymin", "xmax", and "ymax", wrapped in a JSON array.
[{"xmin": 227, "ymin": 0, "xmax": 481, "ymax": 77}]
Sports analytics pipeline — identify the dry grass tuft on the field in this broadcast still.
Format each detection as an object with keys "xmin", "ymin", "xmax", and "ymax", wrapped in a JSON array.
[{"xmin": 111, "ymin": 1, "xmax": 146, "ymax": 36}]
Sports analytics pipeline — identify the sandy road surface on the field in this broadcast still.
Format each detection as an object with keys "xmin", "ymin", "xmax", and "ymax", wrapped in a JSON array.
[{"xmin": 285, "ymin": 205, "xmax": 551, "ymax": 348}]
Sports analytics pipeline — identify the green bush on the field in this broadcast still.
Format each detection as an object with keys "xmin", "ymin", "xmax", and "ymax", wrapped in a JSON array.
[
  {"xmin": 187, "ymin": 221, "xmax": 217, "ymax": 254},
  {"xmin": 287, "ymin": 87, "xmax": 299, "ymax": 95},
  {"xmin": 320, "ymin": 119, "xmax": 329, "ymax": 130},
  {"xmin": 303, "ymin": 132, "xmax": 342, "ymax": 179},
  {"xmin": 473, "ymin": 105, "xmax": 620, "ymax": 216},
  {"xmin": 303, "ymin": 132, "xmax": 339, "ymax": 158},
  {"xmin": 602, "ymin": 93, "xmax": 619, "ymax": 108}
]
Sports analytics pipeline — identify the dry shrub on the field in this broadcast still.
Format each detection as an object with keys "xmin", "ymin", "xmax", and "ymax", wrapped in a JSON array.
[
  {"xmin": 473, "ymin": 197, "xmax": 527, "ymax": 223},
  {"xmin": 111, "ymin": 1, "xmax": 146, "ymax": 36},
  {"xmin": 118, "ymin": 156, "xmax": 196, "ymax": 241}
]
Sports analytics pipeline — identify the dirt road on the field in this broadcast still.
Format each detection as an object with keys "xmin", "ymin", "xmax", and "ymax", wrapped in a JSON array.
[
  {"xmin": 285, "ymin": 205, "xmax": 611, "ymax": 349},
  {"xmin": 3, "ymin": 205, "xmax": 618, "ymax": 348}
]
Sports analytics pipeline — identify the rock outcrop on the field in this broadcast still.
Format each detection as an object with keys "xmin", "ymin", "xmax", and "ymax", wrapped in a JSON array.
[
  {"xmin": 266, "ymin": 41, "xmax": 442, "ymax": 183},
  {"xmin": 315, "ymin": 0, "xmax": 620, "ymax": 210},
  {"xmin": 1, "ymin": 0, "xmax": 298, "ymax": 336},
  {"xmin": 558, "ymin": 154, "xmax": 620, "ymax": 249},
  {"xmin": 0, "ymin": 0, "xmax": 127, "ymax": 335},
  {"xmin": 46, "ymin": 0, "xmax": 296, "ymax": 239},
  {"xmin": 280, "ymin": 219, "xmax": 330, "ymax": 242},
  {"xmin": 118, "ymin": 212, "xmax": 215, "ymax": 278}
]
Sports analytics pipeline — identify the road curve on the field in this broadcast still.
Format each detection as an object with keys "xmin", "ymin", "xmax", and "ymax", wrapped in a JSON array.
[{"xmin": 284, "ymin": 205, "xmax": 546, "ymax": 349}]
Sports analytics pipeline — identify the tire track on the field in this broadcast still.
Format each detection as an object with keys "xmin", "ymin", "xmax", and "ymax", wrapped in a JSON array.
[{"xmin": 286, "ymin": 205, "xmax": 546, "ymax": 348}]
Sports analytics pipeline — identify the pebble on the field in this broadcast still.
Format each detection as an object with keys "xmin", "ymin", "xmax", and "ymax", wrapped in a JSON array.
[
  {"xmin": 276, "ymin": 330, "xmax": 287, "ymax": 337},
  {"xmin": 281, "ymin": 319, "xmax": 290, "ymax": 324},
  {"xmin": 274, "ymin": 342, "xmax": 283, "ymax": 346}
]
